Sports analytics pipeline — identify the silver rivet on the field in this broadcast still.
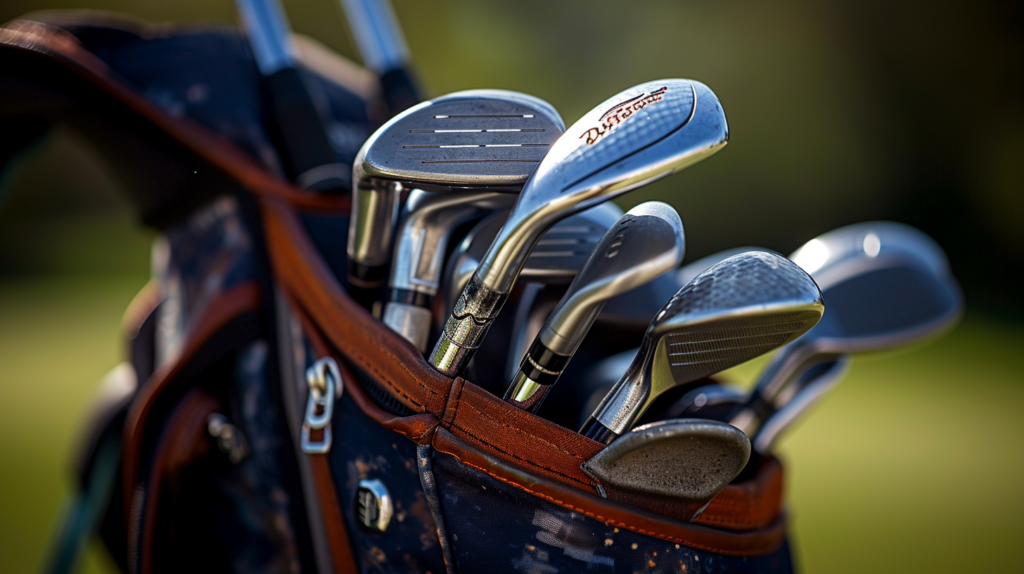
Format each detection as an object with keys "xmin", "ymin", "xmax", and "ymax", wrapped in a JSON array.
[{"xmin": 356, "ymin": 479, "xmax": 393, "ymax": 533}]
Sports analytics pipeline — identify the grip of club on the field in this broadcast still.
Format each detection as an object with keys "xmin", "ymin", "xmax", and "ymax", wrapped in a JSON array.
[
  {"xmin": 503, "ymin": 340, "xmax": 573, "ymax": 414},
  {"xmin": 579, "ymin": 417, "xmax": 618, "ymax": 445},
  {"xmin": 265, "ymin": 67, "xmax": 347, "ymax": 192}
]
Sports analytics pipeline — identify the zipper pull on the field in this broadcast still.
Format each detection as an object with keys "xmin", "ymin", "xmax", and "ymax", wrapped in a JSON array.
[{"xmin": 301, "ymin": 357, "xmax": 343, "ymax": 454}]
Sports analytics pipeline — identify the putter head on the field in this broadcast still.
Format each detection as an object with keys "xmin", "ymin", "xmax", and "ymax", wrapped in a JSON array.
[
  {"xmin": 432, "ymin": 79, "xmax": 728, "ymax": 376},
  {"xmin": 505, "ymin": 202, "xmax": 685, "ymax": 412},
  {"xmin": 347, "ymin": 89, "xmax": 564, "ymax": 302},
  {"xmin": 582, "ymin": 251, "xmax": 823, "ymax": 443},
  {"xmin": 581, "ymin": 419, "xmax": 750, "ymax": 521}
]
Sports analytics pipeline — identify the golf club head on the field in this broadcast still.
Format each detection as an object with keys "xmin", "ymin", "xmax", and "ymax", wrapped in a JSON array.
[
  {"xmin": 730, "ymin": 222, "xmax": 963, "ymax": 435},
  {"xmin": 580, "ymin": 251, "xmax": 824, "ymax": 444},
  {"xmin": 442, "ymin": 203, "xmax": 625, "ymax": 321},
  {"xmin": 432, "ymin": 79, "xmax": 729, "ymax": 376},
  {"xmin": 677, "ymin": 247, "xmax": 774, "ymax": 286},
  {"xmin": 347, "ymin": 89, "xmax": 565, "ymax": 308},
  {"xmin": 383, "ymin": 189, "xmax": 516, "ymax": 352},
  {"xmin": 504, "ymin": 202, "xmax": 685, "ymax": 413},
  {"xmin": 581, "ymin": 419, "xmax": 750, "ymax": 521}
]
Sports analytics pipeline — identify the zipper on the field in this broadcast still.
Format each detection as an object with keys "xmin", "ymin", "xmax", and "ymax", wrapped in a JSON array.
[{"xmin": 301, "ymin": 357, "xmax": 343, "ymax": 454}]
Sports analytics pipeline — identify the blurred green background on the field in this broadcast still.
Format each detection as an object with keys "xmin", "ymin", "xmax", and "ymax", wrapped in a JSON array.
[{"xmin": 1, "ymin": 0, "xmax": 1022, "ymax": 572}]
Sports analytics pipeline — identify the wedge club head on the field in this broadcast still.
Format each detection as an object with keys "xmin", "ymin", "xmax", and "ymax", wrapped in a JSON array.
[
  {"xmin": 348, "ymin": 89, "xmax": 565, "ymax": 310},
  {"xmin": 430, "ymin": 79, "xmax": 730, "ymax": 377},
  {"xmin": 581, "ymin": 419, "xmax": 750, "ymax": 521},
  {"xmin": 580, "ymin": 251, "xmax": 823, "ymax": 444},
  {"xmin": 504, "ymin": 201, "xmax": 685, "ymax": 413}
]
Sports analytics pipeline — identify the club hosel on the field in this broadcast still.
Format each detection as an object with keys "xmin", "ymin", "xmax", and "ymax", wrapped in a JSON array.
[
  {"xmin": 381, "ymin": 301, "xmax": 433, "ymax": 353},
  {"xmin": 579, "ymin": 417, "xmax": 618, "ymax": 445},
  {"xmin": 584, "ymin": 342, "xmax": 654, "ymax": 437},
  {"xmin": 429, "ymin": 274, "xmax": 508, "ymax": 377}
]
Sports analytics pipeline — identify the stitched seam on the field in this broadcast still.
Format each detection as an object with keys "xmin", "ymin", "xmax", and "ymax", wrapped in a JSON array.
[
  {"xmin": 457, "ymin": 398, "xmax": 591, "ymax": 461},
  {"xmin": 448, "ymin": 421, "xmax": 591, "ymax": 487},
  {"xmin": 434, "ymin": 447, "xmax": 776, "ymax": 556}
]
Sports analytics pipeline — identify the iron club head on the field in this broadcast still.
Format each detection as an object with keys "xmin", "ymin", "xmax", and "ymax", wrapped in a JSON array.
[
  {"xmin": 347, "ymin": 89, "xmax": 565, "ymax": 309},
  {"xmin": 579, "ymin": 251, "xmax": 823, "ymax": 444},
  {"xmin": 504, "ymin": 201, "xmax": 685, "ymax": 413},
  {"xmin": 430, "ymin": 79, "xmax": 730, "ymax": 376},
  {"xmin": 382, "ymin": 189, "xmax": 516, "ymax": 352},
  {"xmin": 729, "ymin": 222, "xmax": 964, "ymax": 436}
]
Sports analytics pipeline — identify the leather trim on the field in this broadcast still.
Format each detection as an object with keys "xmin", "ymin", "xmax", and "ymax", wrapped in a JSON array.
[
  {"xmin": 261, "ymin": 197, "xmax": 451, "ymax": 415},
  {"xmin": 431, "ymin": 429, "xmax": 787, "ymax": 557},
  {"xmin": 308, "ymin": 450, "xmax": 359, "ymax": 574},
  {"xmin": 121, "ymin": 278, "xmax": 162, "ymax": 344},
  {"xmin": 122, "ymin": 282, "xmax": 262, "ymax": 517},
  {"xmin": 0, "ymin": 21, "xmax": 350, "ymax": 215},
  {"xmin": 138, "ymin": 389, "xmax": 220, "ymax": 574}
]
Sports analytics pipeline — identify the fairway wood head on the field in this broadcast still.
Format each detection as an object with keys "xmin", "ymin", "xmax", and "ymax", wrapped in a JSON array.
[
  {"xmin": 347, "ymin": 89, "xmax": 564, "ymax": 305},
  {"xmin": 505, "ymin": 202, "xmax": 685, "ymax": 412},
  {"xmin": 432, "ymin": 79, "xmax": 729, "ymax": 376},
  {"xmin": 731, "ymin": 223, "xmax": 963, "ymax": 436},
  {"xmin": 581, "ymin": 419, "xmax": 750, "ymax": 521},
  {"xmin": 581, "ymin": 251, "xmax": 823, "ymax": 443}
]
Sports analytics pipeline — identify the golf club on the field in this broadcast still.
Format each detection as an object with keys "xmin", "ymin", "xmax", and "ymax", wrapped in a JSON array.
[
  {"xmin": 348, "ymin": 89, "xmax": 565, "ymax": 311},
  {"xmin": 581, "ymin": 419, "xmax": 750, "ymax": 521},
  {"xmin": 728, "ymin": 222, "xmax": 964, "ymax": 436},
  {"xmin": 430, "ymin": 79, "xmax": 730, "ymax": 377},
  {"xmin": 504, "ymin": 201, "xmax": 685, "ymax": 413},
  {"xmin": 383, "ymin": 189, "xmax": 516, "ymax": 352},
  {"xmin": 338, "ymin": 0, "xmax": 420, "ymax": 115},
  {"xmin": 579, "ymin": 251, "xmax": 823, "ymax": 445},
  {"xmin": 235, "ymin": 0, "xmax": 349, "ymax": 191}
]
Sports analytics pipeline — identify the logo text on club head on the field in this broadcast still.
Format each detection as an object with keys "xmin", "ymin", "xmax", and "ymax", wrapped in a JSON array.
[{"xmin": 579, "ymin": 87, "xmax": 668, "ymax": 146}]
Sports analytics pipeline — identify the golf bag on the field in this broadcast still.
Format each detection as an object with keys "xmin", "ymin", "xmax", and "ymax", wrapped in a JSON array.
[{"xmin": 1, "ymin": 14, "xmax": 794, "ymax": 573}]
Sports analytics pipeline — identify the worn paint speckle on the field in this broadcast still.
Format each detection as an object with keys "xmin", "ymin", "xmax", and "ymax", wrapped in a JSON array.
[
  {"xmin": 604, "ymin": 539, "xmax": 613, "ymax": 546},
  {"xmin": 526, "ymin": 544, "xmax": 536, "ymax": 552},
  {"xmin": 648, "ymin": 559, "xmax": 656, "ymax": 567},
  {"xmin": 631, "ymin": 543, "xmax": 638, "ymax": 550}
]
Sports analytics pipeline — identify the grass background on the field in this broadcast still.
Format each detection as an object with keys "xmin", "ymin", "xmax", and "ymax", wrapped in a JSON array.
[{"xmin": 2, "ymin": 0, "xmax": 1023, "ymax": 571}]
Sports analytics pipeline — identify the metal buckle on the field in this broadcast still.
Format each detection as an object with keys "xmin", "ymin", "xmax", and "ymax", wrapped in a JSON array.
[{"xmin": 301, "ymin": 357, "xmax": 343, "ymax": 454}]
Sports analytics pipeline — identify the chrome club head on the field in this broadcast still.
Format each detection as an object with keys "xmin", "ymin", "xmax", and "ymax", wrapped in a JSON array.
[
  {"xmin": 581, "ymin": 419, "xmax": 750, "ymax": 521},
  {"xmin": 382, "ymin": 189, "xmax": 516, "ymax": 352},
  {"xmin": 676, "ymin": 247, "xmax": 773, "ymax": 286},
  {"xmin": 504, "ymin": 202, "xmax": 685, "ymax": 413},
  {"xmin": 730, "ymin": 222, "xmax": 963, "ymax": 436},
  {"xmin": 430, "ymin": 79, "xmax": 730, "ymax": 376},
  {"xmin": 580, "ymin": 251, "xmax": 823, "ymax": 445},
  {"xmin": 347, "ymin": 89, "xmax": 565, "ymax": 309}
]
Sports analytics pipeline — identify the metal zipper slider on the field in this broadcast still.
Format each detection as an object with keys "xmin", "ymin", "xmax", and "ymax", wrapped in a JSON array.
[{"xmin": 301, "ymin": 357, "xmax": 343, "ymax": 454}]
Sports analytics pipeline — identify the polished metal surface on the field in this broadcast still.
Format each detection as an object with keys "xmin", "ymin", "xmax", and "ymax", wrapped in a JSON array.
[
  {"xmin": 581, "ymin": 419, "xmax": 750, "ymax": 519},
  {"xmin": 339, "ymin": 0, "xmax": 410, "ymax": 73},
  {"xmin": 383, "ymin": 189, "xmax": 515, "ymax": 351},
  {"xmin": 445, "ymin": 203, "xmax": 624, "ymax": 321},
  {"xmin": 431, "ymin": 79, "xmax": 730, "ymax": 377},
  {"xmin": 504, "ymin": 202, "xmax": 685, "ymax": 412},
  {"xmin": 301, "ymin": 357, "xmax": 343, "ymax": 454},
  {"xmin": 356, "ymin": 479, "xmax": 394, "ymax": 533},
  {"xmin": 582, "ymin": 252, "xmax": 823, "ymax": 442},
  {"xmin": 661, "ymin": 383, "xmax": 747, "ymax": 421},
  {"xmin": 234, "ymin": 0, "xmax": 295, "ymax": 75},
  {"xmin": 676, "ymin": 247, "xmax": 771, "ymax": 286},
  {"xmin": 752, "ymin": 356, "xmax": 851, "ymax": 454},
  {"xmin": 348, "ymin": 89, "xmax": 564, "ymax": 284},
  {"xmin": 729, "ymin": 222, "xmax": 963, "ymax": 435}
]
